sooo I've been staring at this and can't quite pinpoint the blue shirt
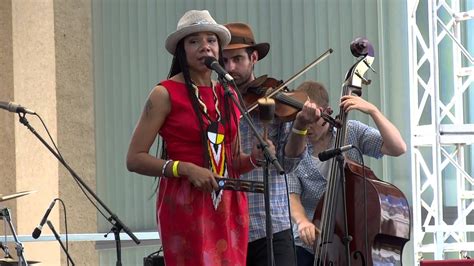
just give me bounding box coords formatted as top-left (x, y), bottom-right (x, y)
top-left (240, 113), bottom-right (303, 242)
top-left (288, 120), bottom-right (384, 252)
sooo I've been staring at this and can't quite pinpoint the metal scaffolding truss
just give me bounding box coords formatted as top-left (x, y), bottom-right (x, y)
top-left (408, 0), bottom-right (474, 262)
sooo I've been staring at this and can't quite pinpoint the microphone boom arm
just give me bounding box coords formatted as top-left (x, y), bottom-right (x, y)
top-left (17, 113), bottom-right (139, 266)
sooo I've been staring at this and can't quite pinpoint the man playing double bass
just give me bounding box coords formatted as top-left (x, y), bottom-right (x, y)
top-left (222, 23), bottom-right (321, 266)
top-left (287, 81), bottom-right (407, 266)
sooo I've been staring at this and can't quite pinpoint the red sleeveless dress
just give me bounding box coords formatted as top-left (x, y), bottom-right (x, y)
top-left (157, 80), bottom-right (248, 266)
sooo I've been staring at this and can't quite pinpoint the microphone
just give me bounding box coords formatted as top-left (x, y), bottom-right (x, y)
top-left (32, 198), bottom-right (57, 239)
top-left (0, 101), bottom-right (36, 115)
top-left (318, 145), bottom-right (354, 162)
top-left (203, 56), bottom-right (234, 82)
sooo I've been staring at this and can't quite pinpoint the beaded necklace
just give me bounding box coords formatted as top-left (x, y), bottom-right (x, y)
top-left (192, 82), bottom-right (226, 209)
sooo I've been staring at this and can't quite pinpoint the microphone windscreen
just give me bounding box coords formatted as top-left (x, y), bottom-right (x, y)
top-left (257, 98), bottom-right (275, 122)
top-left (203, 56), bottom-right (217, 68)
top-left (32, 227), bottom-right (41, 239)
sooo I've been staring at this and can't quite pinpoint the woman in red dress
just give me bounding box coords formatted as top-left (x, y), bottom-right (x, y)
top-left (126, 10), bottom-right (264, 266)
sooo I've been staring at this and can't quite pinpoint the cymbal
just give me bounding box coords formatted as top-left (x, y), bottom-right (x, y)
top-left (0, 191), bottom-right (36, 203)
top-left (0, 257), bottom-right (40, 265)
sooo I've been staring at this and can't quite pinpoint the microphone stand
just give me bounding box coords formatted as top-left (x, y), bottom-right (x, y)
top-left (0, 241), bottom-right (11, 259)
top-left (335, 153), bottom-right (352, 265)
top-left (46, 220), bottom-right (75, 266)
top-left (220, 77), bottom-right (284, 266)
top-left (17, 113), bottom-right (140, 266)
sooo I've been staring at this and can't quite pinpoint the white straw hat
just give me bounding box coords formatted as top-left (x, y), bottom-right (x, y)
top-left (165, 10), bottom-right (231, 55)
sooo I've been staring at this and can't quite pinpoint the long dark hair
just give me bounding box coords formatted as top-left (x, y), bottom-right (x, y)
top-left (167, 38), bottom-right (240, 178)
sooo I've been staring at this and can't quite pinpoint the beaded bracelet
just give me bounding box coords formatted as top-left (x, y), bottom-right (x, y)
top-left (172, 161), bottom-right (180, 177)
top-left (161, 160), bottom-right (172, 177)
top-left (291, 127), bottom-right (308, 136)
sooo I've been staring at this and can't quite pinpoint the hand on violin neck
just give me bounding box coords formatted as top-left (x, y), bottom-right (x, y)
top-left (293, 100), bottom-right (321, 129)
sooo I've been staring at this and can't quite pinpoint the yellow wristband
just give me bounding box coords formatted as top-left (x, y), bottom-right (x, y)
top-left (172, 161), bottom-right (180, 177)
top-left (291, 127), bottom-right (308, 136)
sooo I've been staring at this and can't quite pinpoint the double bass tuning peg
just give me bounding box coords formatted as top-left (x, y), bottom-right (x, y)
top-left (363, 59), bottom-right (377, 74)
top-left (354, 71), bottom-right (372, 86)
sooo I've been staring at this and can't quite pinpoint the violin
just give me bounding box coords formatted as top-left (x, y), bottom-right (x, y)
top-left (241, 75), bottom-right (341, 128)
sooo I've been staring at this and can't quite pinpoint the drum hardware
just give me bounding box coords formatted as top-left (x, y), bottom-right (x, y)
top-left (0, 191), bottom-right (36, 266)
top-left (0, 191), bottom-right (36, 203)
top-left (0, 208), bottom-right (29, 266)
top-left (0, 257), bottom-right (40, 265)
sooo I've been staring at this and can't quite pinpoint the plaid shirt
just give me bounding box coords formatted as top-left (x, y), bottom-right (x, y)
top-left (240, 113), bottom-right (304, 242)
top-left (288, 120), bottom-right (384, 252)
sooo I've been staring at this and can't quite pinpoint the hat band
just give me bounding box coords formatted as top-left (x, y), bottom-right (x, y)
top-left (191, 20), bottom-right (213, 26)
top-left (230, 36), bottom-right (256, 46)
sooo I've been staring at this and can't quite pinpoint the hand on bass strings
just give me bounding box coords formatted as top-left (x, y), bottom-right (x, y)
top-left (340, 95), bottom-right (377, 115)
top-left (293, 99), bottom-right (322, 129)
top-left (298, 219), bottom-right (321, 246)
top-left (340, 95), bottom-right (407, 156)
top-left (180, 162), bottom-right (220, 193)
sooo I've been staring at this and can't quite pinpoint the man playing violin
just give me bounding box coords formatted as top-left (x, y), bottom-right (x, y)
top-left (288, 81), bottom-right (407, 266)
top-left (222, 22), bottom-right (320, 266)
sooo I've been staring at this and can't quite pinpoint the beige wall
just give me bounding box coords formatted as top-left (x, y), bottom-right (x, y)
top-left (0, 0), bottom-right (97, 265)
top-left (0, 0), bottom-right (17, 238)
top-left (54, 0), bottom-right (97, 264)
top-left (0, 0), bottom-right (18, 242)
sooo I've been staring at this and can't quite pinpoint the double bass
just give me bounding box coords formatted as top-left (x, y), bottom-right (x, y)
top-left (313, 38), bottom-right (411, 265)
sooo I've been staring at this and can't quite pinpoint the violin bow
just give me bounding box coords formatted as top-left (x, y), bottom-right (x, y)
top-left (245, 48), bottom-right (334, 114)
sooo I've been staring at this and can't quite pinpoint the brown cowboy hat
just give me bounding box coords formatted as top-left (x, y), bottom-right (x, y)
top-left (223, 22), bottom-right (270, 61)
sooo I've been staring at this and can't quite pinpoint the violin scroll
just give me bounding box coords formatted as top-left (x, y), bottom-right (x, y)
top-left (322, 107), bottom-right (343, 129)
